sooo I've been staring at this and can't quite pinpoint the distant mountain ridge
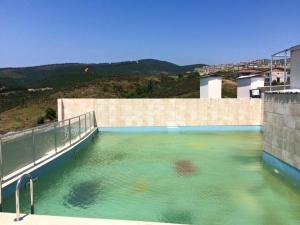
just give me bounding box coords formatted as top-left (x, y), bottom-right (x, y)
top-left (0, 59), bottom-right (206, 90)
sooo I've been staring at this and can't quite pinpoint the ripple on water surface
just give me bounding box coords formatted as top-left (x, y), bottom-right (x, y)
top-left (3, 132), bottom-right (300, 225)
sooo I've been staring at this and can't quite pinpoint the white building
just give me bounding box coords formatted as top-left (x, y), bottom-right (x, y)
top-left (200, 74), bottom-right (222, 98)
top-left (237, 74), bottom-right (264, 98)
top-left (264, 68), bottom-right (290, 84)
top-left (290, 45), bottom-right (300, 89)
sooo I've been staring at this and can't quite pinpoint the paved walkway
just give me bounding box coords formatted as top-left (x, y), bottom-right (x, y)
top-left (0, 213), bottom-right (185, 225)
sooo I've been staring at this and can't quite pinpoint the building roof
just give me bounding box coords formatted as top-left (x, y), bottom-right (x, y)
top-left (238, 69), bottom-right (257, 74)
top-left (237, 74), bottom-right (264, 79)
top-left (291, 44), bottom-right (300, 52)
top-left (200, 73), bottom-right (222, 79)
top-left (264, 68), bottom-right (285, 73)
top-left (272, 68), bottom-right (285, 72)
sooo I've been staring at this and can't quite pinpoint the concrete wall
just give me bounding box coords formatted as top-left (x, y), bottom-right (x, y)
top-left (58, 98), bottom-right (263, 127)
top-left (291, 47), bottom-right (300, 89)
top-left (264, 93), bottom-right (300, 170)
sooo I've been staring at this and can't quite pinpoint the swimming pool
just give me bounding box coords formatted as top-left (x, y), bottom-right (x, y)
top-left (3, 129), bottom-right (300, 225)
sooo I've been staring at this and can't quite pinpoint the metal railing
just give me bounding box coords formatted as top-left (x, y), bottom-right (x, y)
top-left (15, 173), bottom-right (34, 221)
top-left (260, 85), bottom-right (291, 93)
top-left (0, 178), bottom-right (2, 212)
top-left (0, 111), bottom-right (96, 182)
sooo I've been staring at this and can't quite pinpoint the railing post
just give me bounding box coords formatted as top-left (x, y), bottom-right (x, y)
top-left (91, 111), bottom-right (94, 128)
top-left (0, 138), bottom-right (3, 181)
top-left (89, 112), bottom-right (92, 131)
top-left (284, 50), bottom-right (287, 90)
top-left (30, 178), bottom-right (34, 214)
top-left (15, 187), bottom-right (20, 220)
top-left (0, 138), bottom-right (2, 212)
top-left (54, 124), bottom-right (57, 153)
top-left (32, 129), bottom-right (36, 165)
top-left (84, 113), bottom-right (87, 133)
top-left (68, 119), bottom-right (72, 145)
top-left (93, 111), bottom-right (95, 128)
top-left (0, 177), bottom-right (2, 212)
top-left (270, 56), bottom-right (273, 91)
top-left (78, 116), bottom-right (81, 139)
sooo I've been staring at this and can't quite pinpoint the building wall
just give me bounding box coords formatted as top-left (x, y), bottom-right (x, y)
top-left (208, 78), bottom-right (222, 99)
top-left (291, 47), bottom-right (300, 88)
top-left (264, 93), bottom-right (300, 170)
top-left (200, 78), bottom-right (209, 98)
top-left (58, 98), bottom-right (263, 127)
top-left (237, 78), bottom-right (251, 98)
top-left (272, 71), bottom-right (285, 83)
top-left (57, 98), bottom-right (95, 121)
top-left (250, 77), bottom-right (264, 89)
top-left (200, 77), bottom-right (222, 99)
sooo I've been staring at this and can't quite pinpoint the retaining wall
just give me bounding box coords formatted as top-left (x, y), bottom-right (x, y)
top-left (264, 93), bottom-right (300, 170)
top-left (58, 98), bottom-right (263, 127)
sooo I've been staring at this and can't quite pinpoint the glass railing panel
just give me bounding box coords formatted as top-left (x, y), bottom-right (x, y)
top-left (1, 130), bottom-right (34, 177)
top-left (34, 124), bottom-right (56, 161)
top-left (55, 121), bottom-right (71, 151)
top-left (70, 117), bottom-right (80, 143)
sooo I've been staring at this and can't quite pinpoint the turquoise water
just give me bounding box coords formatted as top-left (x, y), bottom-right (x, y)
top-left (4, 131), bottom-right (300, 225)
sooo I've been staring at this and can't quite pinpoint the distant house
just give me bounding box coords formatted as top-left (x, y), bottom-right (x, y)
top-left (200, 74), bottom-right (222, 99)
top-left (264, 67), bottom-right (290, 84)
top-left (237, 74), bottom-right (264, 98)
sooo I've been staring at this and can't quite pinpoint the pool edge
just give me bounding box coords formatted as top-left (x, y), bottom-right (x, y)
top-left (262, 151), bottom-right (300, 182)
top-left (98, 125), bottom-right (262, 133)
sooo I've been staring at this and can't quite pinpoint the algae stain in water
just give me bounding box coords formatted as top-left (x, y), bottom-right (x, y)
top-left (89, 152), bottom-right (127, 165)
top-left (63, 180), bottom-right (103, 209)
top-left (161, 209), bottom-right (193, 224)
top-left (133, 180), bottom-right (149, 193)
top-left (174, 160), bottom-right (197, 175)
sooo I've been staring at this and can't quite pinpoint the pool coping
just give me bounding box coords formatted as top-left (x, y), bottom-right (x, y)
top-left (98, 125), bottom-right (262, 133)
top-left (0, 212), bottom-right (186, 225)
top-left (262, 151), bottom-right (300, 182)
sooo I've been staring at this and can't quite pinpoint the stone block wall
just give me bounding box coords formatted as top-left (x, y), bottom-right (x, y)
top-left (264, 93), bottom-right (300, 169)
top-left (58, 98), bottom-right (263, 127)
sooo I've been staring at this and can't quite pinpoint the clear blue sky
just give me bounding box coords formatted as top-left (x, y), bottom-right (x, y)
top-left (1, 0), bottom-right (300, 67)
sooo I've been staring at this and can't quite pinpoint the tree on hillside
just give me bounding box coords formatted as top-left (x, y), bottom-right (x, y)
top-left (45, 108), bottom-right (56, 120)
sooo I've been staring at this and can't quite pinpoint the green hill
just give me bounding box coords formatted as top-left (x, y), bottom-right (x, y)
top-left (0, 59), bottom-right (206, 90)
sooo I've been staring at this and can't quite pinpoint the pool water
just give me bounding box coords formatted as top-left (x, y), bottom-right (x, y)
top-left (4, 131), bottom-right (300, 225)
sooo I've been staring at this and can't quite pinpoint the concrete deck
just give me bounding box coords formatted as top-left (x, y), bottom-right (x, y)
top-left (0, 213), bottom-right (185, 225)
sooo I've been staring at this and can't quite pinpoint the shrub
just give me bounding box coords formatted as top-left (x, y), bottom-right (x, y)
top-left (37, 116), bottom-right (45, 124)
top-left (45, 108), bottom-right (56, 120)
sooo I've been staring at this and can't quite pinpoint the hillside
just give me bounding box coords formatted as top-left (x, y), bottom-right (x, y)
top-left (0, 59), bottom-right (239, 134)
top-left (0, 59), bottom-right (206, 90)
top-left (0, 73), bottom-right (237, 134)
